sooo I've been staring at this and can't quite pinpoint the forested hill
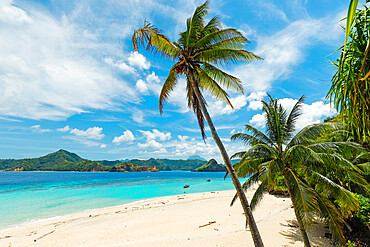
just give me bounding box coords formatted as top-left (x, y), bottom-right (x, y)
top-left (192, 159), bottom-right (227, 172)
top-left (0, 150), bottom-right (207, 171)
top-left (129, 158), bottom-right (206, 171)
top-left (0, 150), bottom-right (157, 172)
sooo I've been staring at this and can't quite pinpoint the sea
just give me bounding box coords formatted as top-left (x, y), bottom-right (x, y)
top-left (0, 171), bottom-right (241, 230)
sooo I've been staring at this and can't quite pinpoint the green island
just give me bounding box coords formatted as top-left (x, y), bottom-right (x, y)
top-left (192, 159), bottom-right (227, 172)
top-left (0, 149), bottom-right (218, 172)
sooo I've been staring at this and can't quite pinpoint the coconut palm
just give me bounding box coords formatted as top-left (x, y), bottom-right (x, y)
top-left (132, 2), bottom-right (264, 246)
top-left (230, 95), bottom-right (368, 247)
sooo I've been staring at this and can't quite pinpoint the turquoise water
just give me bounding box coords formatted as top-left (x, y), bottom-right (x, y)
top-left (0, 171), bottom-right (239, 229)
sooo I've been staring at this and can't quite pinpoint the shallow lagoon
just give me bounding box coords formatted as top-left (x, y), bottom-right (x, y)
top-left (0, 171), bottom-right (240, 229)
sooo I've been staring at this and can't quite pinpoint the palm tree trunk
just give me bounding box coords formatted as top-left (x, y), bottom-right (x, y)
top-left (189, 72), bottom-right (264, 247)
top-left (284, 176), bottom-right (311, 247)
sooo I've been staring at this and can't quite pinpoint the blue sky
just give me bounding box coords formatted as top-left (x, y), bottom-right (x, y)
top-left (0, 0), bottom-right (362, 161)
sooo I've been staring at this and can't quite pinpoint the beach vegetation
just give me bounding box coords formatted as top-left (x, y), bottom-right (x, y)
top-left (132, 1), bottom-right (265, 246)
top-left (230, 94), bottom-right (369, 247)
top-left (327, 5), bottom-right (370, 147)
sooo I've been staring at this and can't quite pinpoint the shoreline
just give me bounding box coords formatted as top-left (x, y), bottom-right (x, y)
top-left (0, 189), bottom-right (332, 247)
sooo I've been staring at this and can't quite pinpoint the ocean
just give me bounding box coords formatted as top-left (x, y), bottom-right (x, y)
top-left (0, 171), bottom-right (240, 230)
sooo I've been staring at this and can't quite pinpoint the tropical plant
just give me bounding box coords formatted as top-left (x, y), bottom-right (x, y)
top-left (230, 95), bottom-right (369, 247)
top-left (328, 4), bottom-right (370, 146)
top-left (132, 2), bottom-right (264, 246)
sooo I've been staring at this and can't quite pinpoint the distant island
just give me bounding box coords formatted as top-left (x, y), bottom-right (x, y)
top-left (0, 149), bottom-right (221, 172)
top-left (192, 159), bottom-right (227, 172)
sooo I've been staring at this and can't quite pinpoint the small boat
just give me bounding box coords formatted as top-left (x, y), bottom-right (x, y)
top-left (206, 179), bottom-right (211, 182)
top-left (183, 185), bottom-right (190, 188)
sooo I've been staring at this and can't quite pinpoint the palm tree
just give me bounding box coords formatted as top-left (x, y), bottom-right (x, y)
top-left (132, 2), bottom-right (264, 246)
top-left (230, 95), bottom-right (368, 247)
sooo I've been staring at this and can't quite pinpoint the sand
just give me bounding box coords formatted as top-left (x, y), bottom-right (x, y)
top-left (0, 190), bottom-right (332, 247)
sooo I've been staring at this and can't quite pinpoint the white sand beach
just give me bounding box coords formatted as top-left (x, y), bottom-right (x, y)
top-left (0, 190), bottom-right (332, 247)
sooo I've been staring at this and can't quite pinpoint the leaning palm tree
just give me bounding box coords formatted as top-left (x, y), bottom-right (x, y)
top-left (230, 95), bottom-right (368, 247)
top-left (132, 2), bottom-right (264, 246)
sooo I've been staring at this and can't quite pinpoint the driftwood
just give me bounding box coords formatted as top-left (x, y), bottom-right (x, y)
top-left (199, 221), bottom-right (216, 228)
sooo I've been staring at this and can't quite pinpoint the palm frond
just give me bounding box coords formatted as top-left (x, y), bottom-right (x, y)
top-left (284, 168), bottom-right (317, 226)
top-left (231, 132), bottom-right (268, 146)
top-left (285, 145), bottom-right (322, 169)
top-left (311, 172), bottom-right (359, 212)
top-left (159, 62), bottom-right (180, 114)
top-left (245, 124), bottom-right (275, 147)
top-left (250, 180), bottom-right (268, 210)
top-left (230, 151), bottom-right (246, 159)
top-left (133, 22), bottom-right (179, 59)
top-left (202, 62), bottom-right (244, 93)
top-left (186, 79), bottom-right (206, 140)
top-left (284, 96), bottom-right (305, 141)
top-left (194, 28), bottom-right (249, 50)
top-left (197, 49), bottom-right (261, 65)
top-left (315, 192), bottom-right (345, 244)
top-left (230, 171), bottom-right (266, 206)
top-left (179, 1), bottom-right (209, 48)
top-left (196, 68), bottom-right (232, 106)
top-left (201, 16), bottom-right (221, 36)
top-left (287, 122), bottom-right (340, 148)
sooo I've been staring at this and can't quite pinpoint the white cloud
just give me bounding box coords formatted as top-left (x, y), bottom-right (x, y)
top-left (146, 71), bottom-right (160, 84)
top-left (0, 0), bottom-right (32, 24)
top-left (140, 129), bottom-right (171, 141)
top-left (132, 109), bottom-right (145, 123)
top-left (0, 1), bottom-right (136, 120)
top-left (249, 113), bottom-right (266, 128)
top-left (57, 125), bottom-right (70, 132)
top-left (138, 139), bottom-right (162, 149)
top-left (230, 129), bottom-right (236, 134)
top-left (136, 79), bottom-right (148, 94)
top-left (100, 144), bottom-right (107, 148)
top-left (153, 148), bottom-right (168, 154)
top-left (31, 125), bottom-right (51, 133)
top-left (256, 2), bottom-right (288, 22)
top-left (104, 57), bottom-right (136, 74)
top-left (178, 135), bottom-right (188, 142)
top-left (136, 129), bottom-right (171, 150)
top-left (112, 130), bottom-right (135, 144)
top-left (70, 127), bottom-right (105, 140)
top-left (128, 52), bottom-right (150, 70)
top-left (232, 13), bottom-right (343, 93)
top-left (208, 95), bottom-right (248, 117)
top-left (249, 99), bottom-right (337, 130)
top-left (246, 92), bottom-right (266, 110)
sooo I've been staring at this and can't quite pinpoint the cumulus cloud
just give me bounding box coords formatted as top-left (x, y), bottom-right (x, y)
top-left (100, 144), bottom-right (107, 148)
top-left (153, 148), bottom-right (168, 154)
top-left (137, 129), bottom-right (171, 150)
top-left (140, 129), bottom-right (171, 141)
top-left (208, 95), bottom-right (248, 117)
top-left (178, 135), bottom-right (188, 142)
top-left (57, 125), bottom-right (70, 132)
top-left (138, 139), bottom-right (162, 149)
top-left (249, 98), bottom-right (336, 130)
top-left (246, 92), bottom-right (266, 110)
top-left (128, 52), bottom-right (150, 70)
top-left (70, 127), bottom-right (105, 140)
top-left (112, 130), bottom-right (135, 144)
top-left (136, 79), bottom-right (149, 94)
top-left (104, 57), bottom-right (136, 74)
top-left (31, 125), bottom-right (51, 133)
top-left (0, 0), bottom-right (136, 120)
